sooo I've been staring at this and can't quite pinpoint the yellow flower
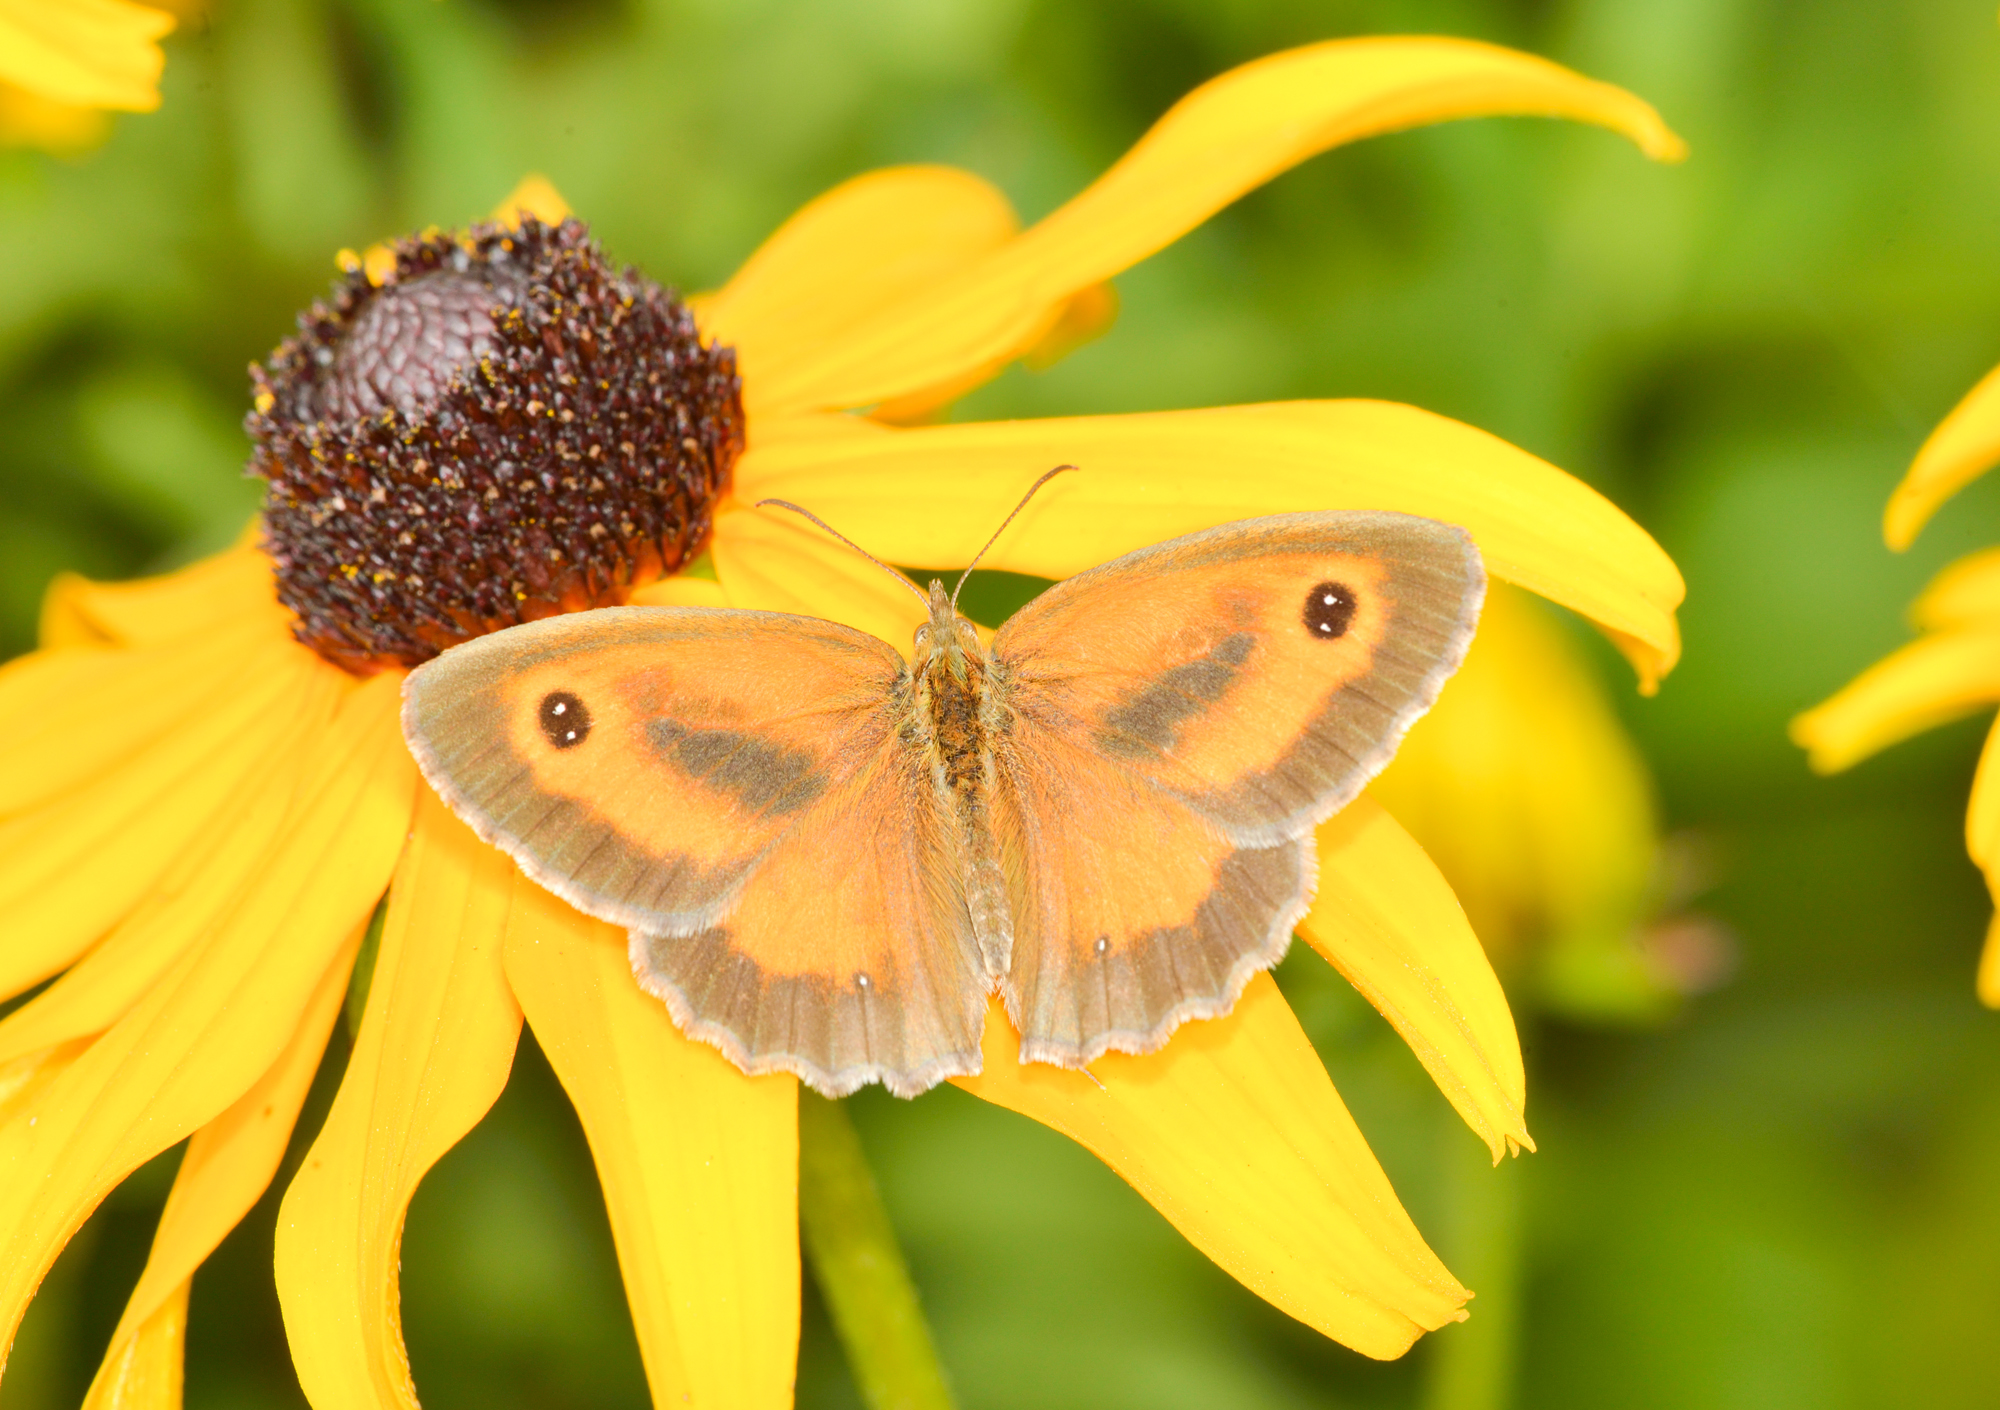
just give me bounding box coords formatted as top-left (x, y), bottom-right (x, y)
top-left (0, 0), bottom-right (175, 152)
top-left (1795, 359), bottom-right (2000, 1007)
top-left (1371, 583), bottom-right (1674, 1016)
top-left (0, 39), bottom-right (1686, 1406)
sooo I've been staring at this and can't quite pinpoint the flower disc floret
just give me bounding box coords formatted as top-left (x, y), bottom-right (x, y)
top-left (249, 216), bottom-right (744, 673)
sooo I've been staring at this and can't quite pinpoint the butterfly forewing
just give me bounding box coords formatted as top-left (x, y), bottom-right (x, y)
top-left (986, 511), bottom-right (1483, 1064)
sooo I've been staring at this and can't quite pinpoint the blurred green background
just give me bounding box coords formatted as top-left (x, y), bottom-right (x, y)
top-left (8, 0), bottom-right (2000, 1407)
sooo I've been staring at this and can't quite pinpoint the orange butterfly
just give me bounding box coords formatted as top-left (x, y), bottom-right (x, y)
top-left (402, 475), bottom-right (1484, 1096)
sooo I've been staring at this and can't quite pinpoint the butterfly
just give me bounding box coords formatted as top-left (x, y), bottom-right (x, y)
top-left (401, 473), bottom-right (1485, 1097)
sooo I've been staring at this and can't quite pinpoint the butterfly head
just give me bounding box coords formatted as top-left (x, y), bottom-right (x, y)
top-left (913, 578), bottom-right (985, 683)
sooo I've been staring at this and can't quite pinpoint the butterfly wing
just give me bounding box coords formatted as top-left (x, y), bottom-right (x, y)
top-left (986, 511), bottom-right (1484, 1065)
top-left (402, 606), bottom-right (987, 1096)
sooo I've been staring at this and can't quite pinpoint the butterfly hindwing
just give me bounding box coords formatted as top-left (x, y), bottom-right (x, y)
top-left (402, 606), bottom-right (987, 1094)
top-left (987, 511), bottom-right (1484, 1062)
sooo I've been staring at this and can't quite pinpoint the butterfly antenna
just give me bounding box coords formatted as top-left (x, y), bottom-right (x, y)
top-left (952, 464), bottom-right (1078, 608)
top-left (753, 498), bottom-right (930, 608)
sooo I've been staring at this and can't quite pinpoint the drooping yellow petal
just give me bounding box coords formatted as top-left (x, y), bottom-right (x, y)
top-left (1301, 796), bottom-right (1531, 1160)
top-left (748, 38), bottom-right (1682, 418)
top-left (1968, 721), bottom-right (2000, 879)
top-left (1979, 913), bottom-right (2000, 1010)
top-left (0, 640), bottom-right (338, 1004)
top-left (39, 543), bottom-right (282, 649)
top-left (1913, 547), bottom-right (2000, 631)
top-left (1885, 361), bottom-right (2000, 550)
top-left (0, 674), bottom-right (412, 1362)
top-left (1369, 584), bottom-right (1657, 971)
top-left (79, 1283), bottom-right (185, 1410)
top-left (737, 400), bottom-right (1683, 687)
top-left (697, 165), bottom-right (1020, 407)
top-left (0, 82), bottom-right (109, 153)
top-left (709, 504), bottom-right (929, 647)
top-left (955, 974), bottom-right (1467, 1359)
top-left (84, 930), bottom-right (357, 1409)
top-left (505, 877), bottom-right (799, 1410)
top-left (1792, 630), bottom-right (2000, 774)
top-left (275, 791), bottom-right (524, 1410)
top-left (491, 173), bottom-right (572, 227)
top-left (0, 0), bottom-right (174, 113)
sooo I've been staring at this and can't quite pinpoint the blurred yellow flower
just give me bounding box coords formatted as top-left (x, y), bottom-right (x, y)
top-left (0, 39), bottom-right (1685, 1408)
top-left (1796, 362), bottom-right (2000, 1007)
top-left (0, 0), bottom-right (174, 151)
top-left (1372, 583), bottom-right (1677, 1016)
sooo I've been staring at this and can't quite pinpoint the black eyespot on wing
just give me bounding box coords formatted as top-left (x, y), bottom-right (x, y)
top-left (1303, 581), bottom-right (1356, 640)
top-left (539, 690), bottom-right (592, 749)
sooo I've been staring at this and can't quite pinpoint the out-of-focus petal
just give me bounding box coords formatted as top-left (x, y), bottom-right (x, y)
top-left (491, 173), bottom-right (572, 227)
top-left (955, 974), bottom-right (1467, 1359)
top-left (1979, 914), bottom-right (2000, 1010)
top-left (1913, 547), bottom-right (2000, 631)
top-left (697, 166), bottom-right (1019, 412)
top-left (0, 640), bottom-right (338, 1003)
top-left (1301, 796), bottom-right (1531, 1160)
top-left (275, 791), bottom-right (524, 1410)
top-left (505, 877), bottom-right (798, 1409)
top-left (79, 1283), bottom-right (185, 1410)
top-left (710, 504), bottom-right (928, 646)
top-left (1791, 630), bottom-right (2000, 774)
top-left (738, 400), bottom-right (1683, 687)
top-left (749, 38), bottom-right (1682, 418)
top-left (0, 83), bottom-right (109, 153)
top-left (0, 675), bottom-right (412, 1359)
top-left (0, 0), bottom-right (174, 113)
top-left (1886, 361), bottom-right (2000, 550)
top-left (39, 543), bottom-right (282, 649)
top-left (84, 929), bottom-right (356, 1408)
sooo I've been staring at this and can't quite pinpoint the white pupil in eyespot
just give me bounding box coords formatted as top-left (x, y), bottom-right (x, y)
top-left (552, 700), bottom-right (567, 714)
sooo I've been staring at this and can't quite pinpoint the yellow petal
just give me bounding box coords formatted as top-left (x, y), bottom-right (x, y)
top-left (1368, 584), bottom-right (1656, 968)
top-left (1885, 360), bottom-right (2000, 550)
top-left (0, 641), bottom-right (341, 1005)
top-left (1913, 546), bottom-right (2000, 631)
top-left (1301, 796), bottom-right (1530, 1160)
top-left (0, 674), bottom-right (412, 1361)
top-left (954, 974), bottom-right (1466, 1359)
top-left (0, 81), bottom-right (110, 153)
top-left (79, 1283), bottom-right (186, 1410)
top-left (85, 931), bottom-right (356, 1408)
top-left (749, 37), bottom-right (1682, 418)
top-left (40, 543), bottom-right (285, 650)
top-left (505, 876), bottom-right (799, 1409)
top-left (1970, 718), bottom-right (2000, 871)
top-left (0, 616), bottom-right (308, 817)
top-left (491, 173), bottom-right (572, 227)
top-left (0, 0), bottom-right (174, 113)
top-left (275, 791), bottom-right (525, 1410)
top-left (698, 165), bottom-right (1020, 412)
top-left (737, 400), bottom-right (1683, 687)
top-left (625, 574), bottom-right (729, 609)
top-left (1979, 913), bottom-right (2000, 1009)
top-left (710, 504), bottom-right (929, 647)
top-left (0, 720), bottom-right (314, 1065)
top-left (1791, 630), bottom-right (2000, 773)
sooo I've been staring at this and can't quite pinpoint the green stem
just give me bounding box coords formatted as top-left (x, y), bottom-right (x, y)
top-left (797, 1091), bottom-right (957, 1410)
top-left (1419, 1115), bottom-right (1526, 1410)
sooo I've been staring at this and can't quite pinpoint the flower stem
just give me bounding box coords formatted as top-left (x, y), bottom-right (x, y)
top-left (797, 1090), bottom-right (957, 1410)
top-left (1419, 1118), bottom-right (1526, 1410)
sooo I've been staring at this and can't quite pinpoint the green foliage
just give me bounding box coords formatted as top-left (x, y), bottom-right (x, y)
top-left (8, 1), bottom-right (2000, 1407)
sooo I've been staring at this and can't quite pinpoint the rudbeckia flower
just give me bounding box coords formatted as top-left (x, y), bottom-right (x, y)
top-left (1795, 359), bottom-right (2000, 1007)
top-left (1373, 583), bottom-right (1694, 1019)
top-left (0, 38), bottom-right (1686, 1407)
top-left (0, 0), bottom-right (175, 152)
